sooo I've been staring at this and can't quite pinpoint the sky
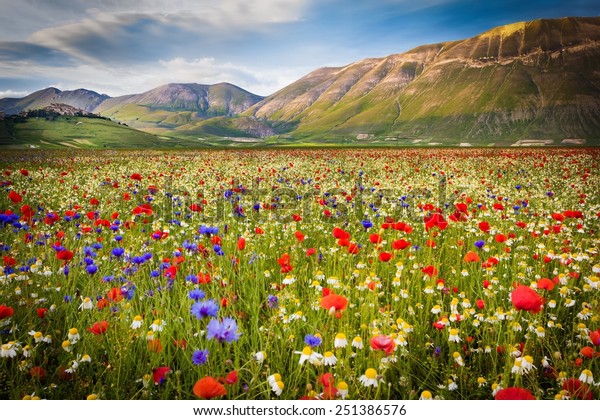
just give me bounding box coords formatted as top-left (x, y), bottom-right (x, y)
top-left (0, 0), bottom-right (598, 98)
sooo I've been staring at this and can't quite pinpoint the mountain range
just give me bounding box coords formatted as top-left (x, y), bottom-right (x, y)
top-left (2, 16), bottom-right (599, 145)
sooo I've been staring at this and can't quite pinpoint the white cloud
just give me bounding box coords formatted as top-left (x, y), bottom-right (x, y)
top-left (0, 90), bottom-right (31, 99)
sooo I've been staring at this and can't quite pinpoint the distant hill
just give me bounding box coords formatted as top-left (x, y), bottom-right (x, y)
top-left (246, 16), bottom-right (600, 144)
top-left (0, 88), bottom-right (108, 115)
top-left (93, 83), bottom-right (264, 133)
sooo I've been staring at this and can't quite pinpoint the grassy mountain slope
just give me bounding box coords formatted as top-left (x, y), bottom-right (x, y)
top-left (0, 115), bottom-right (203, 149)
top-left (247, 16), bottom-right (600, 143)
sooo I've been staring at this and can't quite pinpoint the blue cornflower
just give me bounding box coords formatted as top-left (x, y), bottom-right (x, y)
top-left (192, 349), bottom-right (209, 366)
top-left (474, 240), bottom-right (485, 249)
top-left (190, 299), bottom-right (219, 319)
top-left (86, 264), bottom-right (98, 275)
top-left (111, 247), bottom-right (125, 258)
top-left (267, 295), bottom-right (278, 309)
top-left (304, 334), bottom-right (322, 347)
top-left (206, 317), bottom-right (240, 343)
top-left (213, 245), bottom-right (224, 256)
top-left (188, 289), bottom-right (206, 301)
top-left (361, 219), bottom-right (373, 229)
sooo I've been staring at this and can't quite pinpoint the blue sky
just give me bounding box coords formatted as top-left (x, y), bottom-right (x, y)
top-left (0, 0), bottom-right (598, 98)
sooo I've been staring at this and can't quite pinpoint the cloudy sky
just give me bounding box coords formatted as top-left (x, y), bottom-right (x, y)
top-left (0, 0), bottom-right (598, 98)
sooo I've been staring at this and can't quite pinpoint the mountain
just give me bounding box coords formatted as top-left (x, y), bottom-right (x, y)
top-left (0, 88), bottom-right (108, 115)
top-left (247, 16), bottom-right (600, 144)
top-left (93, 83), bottom-right (264, 133)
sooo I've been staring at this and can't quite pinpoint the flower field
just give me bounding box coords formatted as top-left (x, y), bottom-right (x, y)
top-left (0, 148), bottom-right (599, 400)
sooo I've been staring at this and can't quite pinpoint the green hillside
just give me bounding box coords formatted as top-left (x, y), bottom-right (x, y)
top-left (0, 115), bottom-right (206, 149)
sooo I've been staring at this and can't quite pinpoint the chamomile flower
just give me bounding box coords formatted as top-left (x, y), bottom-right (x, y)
top-left (453, 351), bottom-right (464, 366)
top-left (61, 340), bottom-right (73, 353)
top-left (336, 381), bottom-right (349, 399)
top-left (271, 380), bottom-right (284, 396)
top-left (511, 356), bottom-right (535, 375)
top-left (322, 351), bottom-right (337, 366)
top-left (351, 336), bottom-right (364, 349)
top-left (0, 341), bottom-right (19, 358)
top-left (79, 297), bottom-right (94, 310)
top-left (358, 368), bottom-right (380, 387)
top-left (68, 328), bottom-right (80, 343)
top-left (448, 328), bottom-right (461, 343)
top-left (420, 390), bottom-right (433, 400)
top-left (253, 351), bottom-right (266, 363)
top-left (296, 346), bottom-right (322, 365)
top-left (150, 319), bottom-right (166, 332)
top-left (579, 369), bottom-right (594, 384)
top-left (130, 315), bottom-right (143, 329)
top-left (29, 331), bottom-right (43, 343)
top-left (334, 333), bottom-right (348, 348)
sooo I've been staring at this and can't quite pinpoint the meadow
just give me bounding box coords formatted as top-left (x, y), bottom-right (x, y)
top-left (0, 148), bottom-right (598, 400)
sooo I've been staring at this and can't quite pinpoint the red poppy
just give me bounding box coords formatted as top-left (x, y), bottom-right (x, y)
top-left (56, 249), bottom-right (73, 261)
top-left (580, 346), bottom-right (596, 359)
top-left (89, 197), bottom-right (99, 206)
top-left (370, 335), bottom-right (396, 355)
top-left (392, 239), bottom-right (411, 250)
top-left (536, 278), bottom-right (555, 291)
top-left (320, 293), bottom-right (348, 317)
top-left (87, 320), bottom-right (109, 335)
top-left (96, 298), bottom-right (109, 310)
top-left (562, 378), bottom-right (592, 400)
top-left (591, 329), bottom-right (600, 346)
top-left (478, 221), bottom-right (490, 233)
top-left (20, 169), bottom-right (29, 176)
top-left (130, 173), bottom-right (142, 181)
top-left (153, 366), bottom-right (171, 385)
top-left (332, 227), bottom-right (350, 240)
top-left (306, 247), bottom-right (316, 256)
top-left (423, 212), bottom-right (448, 231)
top-left (225, 370), bottom-right (238, 385)
top-left (189, 203), bottom-right (202, 212)
top-left (193, 376), bottom-right (227, 399)
top-left (196, 272), bottom-right (211, 284)
top-left (0, 305), bottom-right (14, 319)
top-left (237, 237), bottom-right (246, 250)
top-left (292, 214), bottom-right (302, 222)
top-left (294, 231), bottom-right (305, 242)
top-left (107, 287), bottom-right (124, 302)
top-left (369, 234), bottom-right (382, 244)
top-left (277, 253), bottom-right (293, 273)
top-left (8, 190), bottom-right (22, 203)
top-left (495, 233), bottom-right (507, 243)
top-left (3, 256), bottom-right (16, 267)
top-left (463, 251), bottom-right (480, 263)
top-left (378, 251), bottom-right (392, 262)
top-left (476, 298), bottom-right (485, 309)
top-left (36, 308), bottom-right (48, 319)
top-left (421, 265), bottom-right (438, 277)
top-left (511, 285), bottom-right (543, 313)
top-left (30, 366), bottom-right (46, 380)
top-left (494, 387), bottom-right (535, 400)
